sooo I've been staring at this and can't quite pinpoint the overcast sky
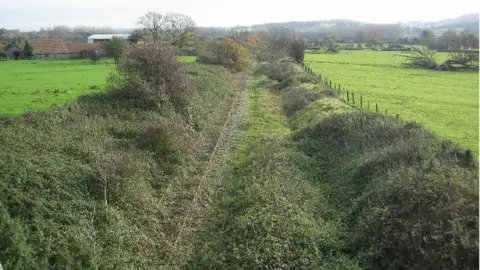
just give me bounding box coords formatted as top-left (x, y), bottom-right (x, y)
top-left (0, 0), bottom-right (478, 31)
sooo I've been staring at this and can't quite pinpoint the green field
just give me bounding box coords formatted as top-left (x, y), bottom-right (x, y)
top-left (0, 56), bottom-right (196, 115)
top-left (305, 50), bottom-right (479, 153)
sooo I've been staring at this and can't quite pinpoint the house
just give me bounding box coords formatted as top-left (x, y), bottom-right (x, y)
top-left (67, 43), bottom-right (101, 58)
top-left (28, 38), bottom-right (69, 59)
top-left (87, 34), bottom-right (137, 44)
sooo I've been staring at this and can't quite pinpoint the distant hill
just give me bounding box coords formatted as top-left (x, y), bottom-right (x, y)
top-left (250, 19), bottom-right (361, 31)
top-left (119, 14), bottom-right (477, 39)
top-left (404, 13), bottom-right (479, 31)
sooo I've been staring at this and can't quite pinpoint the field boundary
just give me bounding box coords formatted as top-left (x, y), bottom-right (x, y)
top-left (300, 61), bottom-right (401, 120)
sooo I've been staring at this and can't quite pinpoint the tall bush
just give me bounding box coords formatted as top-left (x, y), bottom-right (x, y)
top-left (197, 38), bottom-right (251, 72)
top-left (116, 43), bottom-right (197, 117)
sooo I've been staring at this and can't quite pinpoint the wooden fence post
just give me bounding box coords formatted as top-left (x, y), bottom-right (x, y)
top-left (385, 109), bottom-right (388, 116)
top-left (376, 103), bottom-right (379, 113)
top-left (329, 80), bottom-right (332, 89)
top-left (347, 91), bottom-right (350, 102)
top-left (396, 114), bottom-right (399, 122)
top-left (360, 95), bottom-right (363, 109)
top-left (352, 92), bottom-right (355, 106)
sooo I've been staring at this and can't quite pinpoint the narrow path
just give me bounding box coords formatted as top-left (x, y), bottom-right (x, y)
top-left (171, 72), bottom-right (250, 267)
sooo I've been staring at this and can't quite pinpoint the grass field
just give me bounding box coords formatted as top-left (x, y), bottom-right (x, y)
top-left (305, 50), bottom-right (479, 153)
top-left (0, 56), bottom-right (196, 115)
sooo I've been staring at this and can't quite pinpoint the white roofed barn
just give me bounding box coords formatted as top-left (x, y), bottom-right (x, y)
top-left (87, 34), bottom-right (138, 44)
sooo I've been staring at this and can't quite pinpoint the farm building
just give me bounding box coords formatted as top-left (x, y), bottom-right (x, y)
top-left (67, 43), bottom-right (101, 58)
top-left (87, 34), bottom-right (137, 44)
top-left (29, 38), bottom-right (70, 59)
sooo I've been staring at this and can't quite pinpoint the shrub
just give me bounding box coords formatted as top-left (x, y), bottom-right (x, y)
top-left (293, 111), bottom-right (478, 270)
top-left (277, 72), bottom-right (320, 90)
top-left (279, 86), bottom-right (323, 117)
top-left (197, 38), bottom-right (251, 72)
top-left (350, 167), bottom-right (478, 269)
top-left (256, 59), bottom-right (298, 82)
top-left (116, 43), bottom-right (197, 117)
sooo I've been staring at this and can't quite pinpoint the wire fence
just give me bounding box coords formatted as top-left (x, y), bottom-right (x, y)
top-left (300, 61), bottom-right (400, 121)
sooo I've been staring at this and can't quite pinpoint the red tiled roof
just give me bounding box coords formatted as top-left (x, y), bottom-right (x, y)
top-left (67, 43), bottom-right (101, 53)
top-left (28, 38), bottom-right (69, 54)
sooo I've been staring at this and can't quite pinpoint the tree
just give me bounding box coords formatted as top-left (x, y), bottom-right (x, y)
top-left (164, 13), bottom-right (196, 49)
top-left (23, 40), bottom-right (34, 59)
top-left (460, 32), bottom-right (479, 49)
top-left (229, 26), bottom-right (250, 43)
top-left (289, 38), bottom-right (305, 63)
top-left (90, 49), bottom-right (100, 64)
top-left (450, 50), bottom-right (479, 69)
top-left (439, 30), bottom-right (459, 50)
top-left (398, 46), bottom-right (441, 70)
top-left (0, 28), bottom-right (6, 41)
top-left (325, 35), bottom-right (339, 52)
top-left (6, 37), bottom-right (25, 60)
top-left (102, 37), bottom-right (126, 64)
top-left (129, 29), bottom-right (145, 41)
top-left (419, 29), bottom-right (437, 47)
top-left (138, 11), bottom-right (166, 43)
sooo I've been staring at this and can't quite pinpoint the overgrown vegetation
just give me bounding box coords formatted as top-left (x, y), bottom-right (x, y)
top-left (0, 44), bottom-right (241, 268)
top-left (189, 41), bottom-right (478, 269)
top-left (1, 25), bottom-right (478, 269)
top-left (197, 37), bottom-right (251, 72)
top-left (294, 112), bottom-right (478, 269)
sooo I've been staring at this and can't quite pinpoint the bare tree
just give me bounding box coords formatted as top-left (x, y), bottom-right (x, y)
top-left (164, 12), bottom-right (196, 49)
top-left (138, 11), bottom-right (166, 43)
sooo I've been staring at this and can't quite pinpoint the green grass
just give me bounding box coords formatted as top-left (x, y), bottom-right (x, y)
top-left (305, 50), bottom-right (479, 153)
top-left (0, 59), bottom-right (115, 115)
top-left (179, 56), bottom-right (197, 63)
top-left (0, 56), bottom-right (196, 115)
